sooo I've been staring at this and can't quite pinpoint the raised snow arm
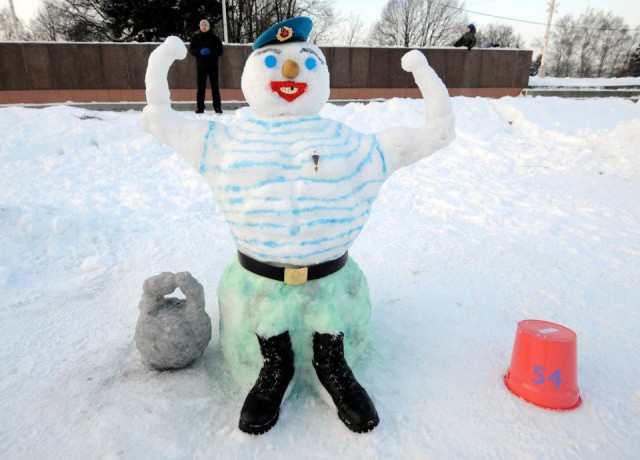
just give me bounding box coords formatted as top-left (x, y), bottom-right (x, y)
top-left (377, 50), bottom-right (455, 175)
top-left (141, 36), bottom-right (209, 171)
top-left (145, 36), bottom-right (187, 105)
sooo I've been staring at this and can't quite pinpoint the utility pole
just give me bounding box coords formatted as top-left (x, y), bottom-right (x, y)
top-left (7, 0), bottom-right (22, 41)
top-left (221, 0), bottom-right (229, 43)
top-left (538, 0), bottom-right (556, 77)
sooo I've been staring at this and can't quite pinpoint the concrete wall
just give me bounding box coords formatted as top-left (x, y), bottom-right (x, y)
top-left (0, 42), bottom-right (532, 104)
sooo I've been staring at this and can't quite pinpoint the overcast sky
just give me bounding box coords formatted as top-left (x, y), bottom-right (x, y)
top-left (10, 0), bottom-right (640, 48)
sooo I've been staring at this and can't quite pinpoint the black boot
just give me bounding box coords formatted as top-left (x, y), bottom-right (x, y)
top-left (239, 331), bottom-right (294, 435)
top-left (312, 332), bottom-right (379, 433)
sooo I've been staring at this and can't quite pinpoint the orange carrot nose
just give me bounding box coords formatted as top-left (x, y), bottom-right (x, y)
top-left (282, 60), bottom-right (300, 79)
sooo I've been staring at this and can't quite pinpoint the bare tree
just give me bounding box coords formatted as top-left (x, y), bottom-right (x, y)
top-left (628, 41), bottom-right (640, 76)
top-left (592, 11), bottom-right (630, 77)
top-left (339, 13), bottom-right (368, 46)
top-left (307, 1), bottom-right (341, 44)
top-left (475, 23), bottom-right (524, 48)
top-left (543, 8), bottom-right (637, 77)
top-left (220, 0), bottom-right (339, 44)
top-left (370, 0), bottom-right (426, 47)
top-left (45, 0), bottom-right (112, 41)
top-left (416, 0), bottom-right (467, 46)
top-left (0, 7), bottom-right (32, 40)
top-left (25, 0), bottom-right (340, 43)
top-left (29, 0), bottom-right (71, 41)
top-left (573, 9), bottom-right (600, 76)
top-left (225, 1), bottom-right (274, 43)
top-left (546, 15), bottom-right (577, 77)
top-left (273, 0), bottom-right (298, 22)
top-left (370, 0), bottom-right (467, 47)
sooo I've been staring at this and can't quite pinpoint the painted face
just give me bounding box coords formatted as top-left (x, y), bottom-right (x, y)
top-left (241, 42), bottom-right (330, 118)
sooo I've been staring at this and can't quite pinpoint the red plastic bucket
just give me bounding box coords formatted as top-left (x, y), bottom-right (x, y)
top-left (504, 319), bottom-right (581, 410)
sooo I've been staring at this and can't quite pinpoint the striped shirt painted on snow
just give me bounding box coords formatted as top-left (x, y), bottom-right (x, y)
top-left (199, 116), bottom-right (388, 266)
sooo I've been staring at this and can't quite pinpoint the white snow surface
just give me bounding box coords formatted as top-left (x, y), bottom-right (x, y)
top-left (1, 96), bottom-right (640, 459)
top-left (530, 76), bottom-right (640, 87)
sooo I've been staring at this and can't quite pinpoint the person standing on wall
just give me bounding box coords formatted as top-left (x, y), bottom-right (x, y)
top-left (454, 24), bottom-right (477, 50)
top-left (189, 19), bottom-right (224, 114)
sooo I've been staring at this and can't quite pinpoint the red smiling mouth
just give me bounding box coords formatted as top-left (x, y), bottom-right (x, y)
top-left (270, 81), bottom-right (308, 102)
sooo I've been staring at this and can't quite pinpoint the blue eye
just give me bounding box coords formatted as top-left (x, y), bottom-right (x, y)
top-left (305, 57), bottom-right (317, 70)
top-left (264, 55), bottom-right (277, 68)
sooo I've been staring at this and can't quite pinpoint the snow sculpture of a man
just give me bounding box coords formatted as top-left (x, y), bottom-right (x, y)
top-left (142, 17), bottom-right (454, 435)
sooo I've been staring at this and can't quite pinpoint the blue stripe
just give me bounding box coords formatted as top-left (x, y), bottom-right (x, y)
top-left (296, 180), bottom-right (383, 201)
top-left (212, 160), bottom-right (301, 173)
top-left (373, 136), bottom-right (387, 175)
top-left (225, 199), bottom-right (374, 217)
top-left (199, 122), bottom-right (216, 173)
top-left (299, 225), bottom-right (364, 246)
top-left (302, 209), bottom-right (370, 228)
top-left (205, 124), bottom-right (359, 159)
top-left (218, 180), bottom-right (383, 206)
top-left (233, 225), bottom-right (364, 250)
top-left (222, 176), bottom-right (287, 192)
top-left (237, 119), bottom-right (338, 137)
top-left (298, 147), bottom-right (374, 183)
top-left (225, 208), bottom-right (370, 231)
top-left (226, 220), bottom-right (288, 230)
top-left (246, 116), bottom-right (322, 128)
top-left (207, 134), bottom-right (366, 161)
top-left (216, 144), bottom-right (377, 192)
top-left (230, 119), bottom-right (344, 138)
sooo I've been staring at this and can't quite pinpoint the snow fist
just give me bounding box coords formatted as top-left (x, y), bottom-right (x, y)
top-left (135, 272), bottom-right (211, 370)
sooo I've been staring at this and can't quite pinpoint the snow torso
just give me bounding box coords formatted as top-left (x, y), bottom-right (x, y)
top-left (199, 116), bottom-right (388, 266)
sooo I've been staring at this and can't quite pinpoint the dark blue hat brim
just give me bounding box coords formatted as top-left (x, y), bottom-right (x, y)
top-left (252, 17), bottom-right (313, 51)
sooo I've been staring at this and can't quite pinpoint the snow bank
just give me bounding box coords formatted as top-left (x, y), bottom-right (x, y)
top-left (1, 97), bottom-right (639, 458)
top-left (530, 76), bottom-right (640, 87)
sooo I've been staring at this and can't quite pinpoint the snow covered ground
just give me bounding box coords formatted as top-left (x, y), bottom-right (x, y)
top-left (1, 96), bottom-right (639, 459)
top-left (530, 76), bottom-right (640, 87)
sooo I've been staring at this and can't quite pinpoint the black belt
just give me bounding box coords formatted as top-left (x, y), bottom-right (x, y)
top-left (237, 251), bottom-right (348, 285)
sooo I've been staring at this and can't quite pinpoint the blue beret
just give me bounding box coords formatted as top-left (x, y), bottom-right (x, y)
top-left (252, 17), bottom-right (313, 51)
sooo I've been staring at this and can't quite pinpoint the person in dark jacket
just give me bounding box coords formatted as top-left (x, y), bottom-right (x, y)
top-left (454, 24), bottom-right (477, 50)
top-left (189, 19), bottom-right (224, 114)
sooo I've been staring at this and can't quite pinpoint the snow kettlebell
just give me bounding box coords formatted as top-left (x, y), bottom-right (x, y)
top-left (135, 271), bottom-right (212, 370)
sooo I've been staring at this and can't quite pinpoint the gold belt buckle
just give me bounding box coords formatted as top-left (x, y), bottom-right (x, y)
top-left (284, 266), bottom-right (309, 285)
